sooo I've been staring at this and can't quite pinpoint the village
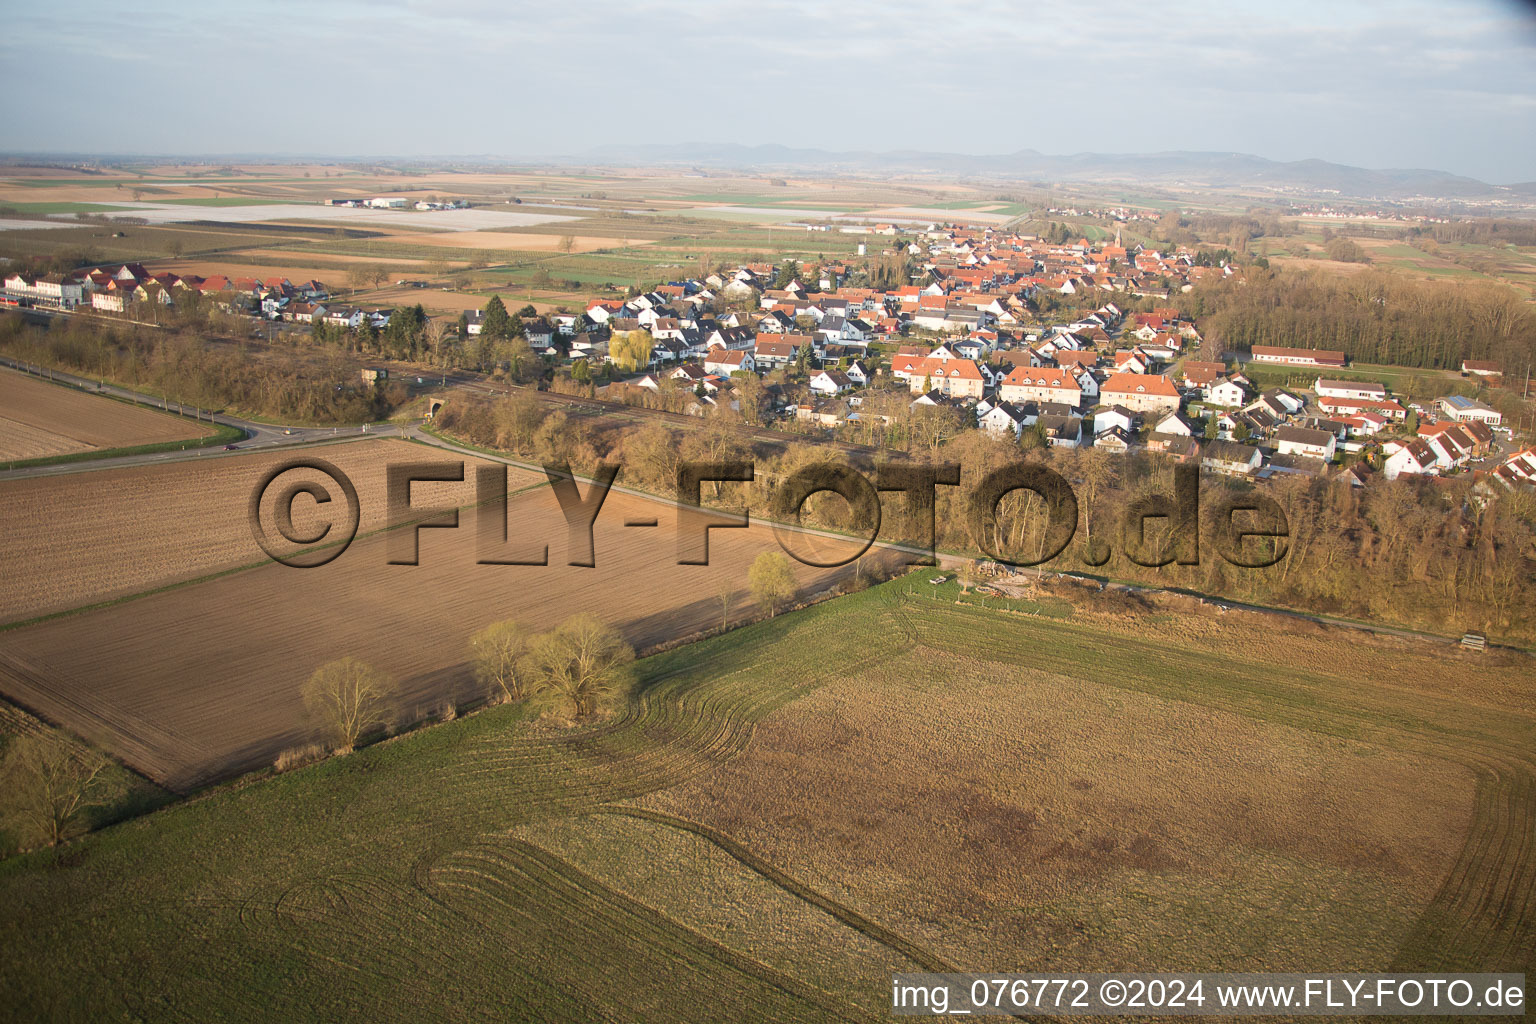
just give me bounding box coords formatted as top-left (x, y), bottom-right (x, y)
top-left (2, 223), bottom-right (1530, 492)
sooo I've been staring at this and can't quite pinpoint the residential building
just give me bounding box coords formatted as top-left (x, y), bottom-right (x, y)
top-left (1274, 426), bottom-right (1337, 461)
top-left (1099, 372), bottom-right (1181, 417)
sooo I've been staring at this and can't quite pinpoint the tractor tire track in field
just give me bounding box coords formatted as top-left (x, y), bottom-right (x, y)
top-left (427, 838), bottom-right (875, 1023)
top-left (596, 806), bottom-right (957, 974)
top-left (894, 590), bottom-right (1536, 973)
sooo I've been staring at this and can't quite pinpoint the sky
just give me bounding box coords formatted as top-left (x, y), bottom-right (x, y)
top-left (1, 0), bottom-right (1534, 183)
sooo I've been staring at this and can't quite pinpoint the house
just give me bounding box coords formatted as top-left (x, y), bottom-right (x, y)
top-left (1094, 427), bottom-right (1134, 453)
top-left (1249, 345), bottom-right (1346, 368)
top-left (1202, 440), bottom-right (1263, 476)
top-left (1093, 405), bottom-right (1136, 436)
top-left (1435, 395), bottom-right (1502, 426)
top-left (703, 347), bottom-right (754, 375)
top-left (1274, 425), bottom-right (1337, 462)
top-left (1462, 360), bottom-right (1501, 378)
top-left (1037, 414), bottom-right (1083, 448)
top-left (907, 357), bottom-right (986, 399)
top-left (1180, 360), bottom-right (1227, 388)
top-left (1152, 411), bottom-right (1195, 437)
top-left (1099, 373), bottom-right (1181, 417)
top-left (809, 370), bottom-right (853, 396)
top-left (1384, 439), bottom-right (1440, 480)
top-left (845, 360), bottom-right (871, 386)
top-left (979, 401), bottom-right (1032, 438)
top-left (999, 365), bottom-right (1083, 408)
top-left (1146, 434), bottom-right (1200, 462)
top-left (1343, 412), bottom-right (1390, 436)
top-left (1316, 395), bottom-right (1407, 421)
top-left (1205, 377), bottom-right (1248, 408)
top-left (794, 400), bottom-right (846, 427)
top-left (1261, 388), bottom-right (1306, 415)
top-left (754, 336), bottom-right (797, 370)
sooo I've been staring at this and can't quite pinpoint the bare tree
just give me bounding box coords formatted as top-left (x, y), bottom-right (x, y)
top-left (717, 581), bottom-right (735, 631)
top-left (1, 732), bottom-right (113, 848)
top-left (423, 316), bottom-right (450, 363)
top-left (470, 620), bottom-right (535, 703)
top-left (529, 614), bottom-right (635, 719)
top-left (302, 657), bottom-right (398, 752)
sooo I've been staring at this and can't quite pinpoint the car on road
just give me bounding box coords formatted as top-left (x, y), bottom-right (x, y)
top-left (283, 429), bottom-right (295, 435)
top-left (224, 444), bottom-right (239, 450)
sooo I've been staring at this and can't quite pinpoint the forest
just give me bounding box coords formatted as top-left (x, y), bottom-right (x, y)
top-left (1181, 267), bottom-right (1536, 370)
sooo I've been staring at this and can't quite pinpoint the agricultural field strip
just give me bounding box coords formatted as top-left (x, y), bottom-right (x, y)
top-left (897, 597), bottom-right (1536, 970)
top-left (244, 591), bottom-right (1536, 993)
top-left (0, 368), bottom-right (212, 458)
top-left (0, 437), bottom-right (532, 627)
top-left (0, 585), bottom-right (1529, 1019)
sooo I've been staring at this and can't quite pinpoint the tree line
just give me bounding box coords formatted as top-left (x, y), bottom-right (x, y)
top-left (0, 313), bottom-right (404, 424)
top-left (435, 391), bottom-right (1536, 645)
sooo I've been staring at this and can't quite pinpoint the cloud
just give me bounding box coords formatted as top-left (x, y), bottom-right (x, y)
top-left (0, 0), bottom-right (1530, 181)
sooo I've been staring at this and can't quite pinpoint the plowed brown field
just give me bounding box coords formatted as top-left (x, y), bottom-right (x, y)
top-left (0, 465), bottom-right (877, 790)
top-left (0, 438), bottom-right (535, 623)
top-left (0, 369), bottom-right (213, 461)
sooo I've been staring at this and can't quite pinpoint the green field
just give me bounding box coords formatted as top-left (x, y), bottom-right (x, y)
top-left (0, 202), bottom-right (139, 215)
top-left (1, 575), bottom-right (1530, 1020)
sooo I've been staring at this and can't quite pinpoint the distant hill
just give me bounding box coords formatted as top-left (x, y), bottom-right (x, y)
top-left (576, 143), bottom-right (1511, 201)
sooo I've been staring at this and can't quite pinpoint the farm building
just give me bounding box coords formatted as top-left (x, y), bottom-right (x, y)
top-left (1249, 346), bottom-right (1346, 368)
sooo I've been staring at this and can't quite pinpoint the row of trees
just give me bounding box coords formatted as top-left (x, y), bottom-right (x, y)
top-left (302, 613), bottom-right (641, 754)
top-left (0, 313), bottom-right (404, 423)
top-left (437, 390), bottom-right (1536, 643)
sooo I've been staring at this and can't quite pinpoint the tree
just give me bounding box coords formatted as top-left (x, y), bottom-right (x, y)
top-left (470, 620), bottom-right (535, 704)
top-left (481, 295), bottom-right (511, 341)
top-left (558, 235), bottom-right (577, 253)
top-left (369, 264), bottom-right (391, 288)
top-left (529, 614), bottom-right (635, 719)
top-left (610, 329), bottom-right (655, 372)
top-left (0, 732), bottom-right (112, 848)
top-left (302, 657), bottom-right (397, 752)
top-left (749, 550), bottom-right (796, 615)
top-left (717, 581), bottom-right (735, 631)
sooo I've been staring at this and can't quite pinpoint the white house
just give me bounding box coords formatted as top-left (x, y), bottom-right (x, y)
top-left (1093, 406), bottom-right (1136, 436)
top-left (1153, 412), bottom-right (1195, 437)
top-left (703, 347), bottom-right (754, 375)
top-left (979, 401), bottom-right (1031, 438)
top-left (1205, 377), bottom-right (1248, 408)
top-left (809, 370), bottom-right (853, 396)
top-left (1384, 439), bottom-right (1440, 480)
top-left (1274, 426), bottom-right (1337, 461)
